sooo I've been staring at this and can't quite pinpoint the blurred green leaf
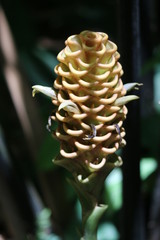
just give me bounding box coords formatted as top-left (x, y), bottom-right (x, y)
top-left (140, 157), bottom-right (158, 181)
top-left (20, 51), bottom-right (51, 86)
top-left (141, 46), bottom-right (160, 75)
top-left (36, 208), bottom-right (61, 240)
top-left (75, 199), bottom-right (82, 221)
top-left (141, 113), bottom-right (160, 158)
top-left (154, 65), bottom-right (160, 112)
top-left (104, 169), bottom-right (122, 211)
top-left (36, 134), bottom-right (60, 171)
top-left (34, 48), bottom-right (58, 71)
top-left (98, 222), bottom-right (119, 240)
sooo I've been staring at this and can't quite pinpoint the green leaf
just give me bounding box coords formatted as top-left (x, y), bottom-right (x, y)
top-left (58, 100), bottom-right (81, 114)
top-left (36, 208), bottom-right (61, 240)
top-left (32, 85), bottom-right (57, 99)
top-left (123, 82), bottom-right (143, 92)
top-left (98, 222), bottom-right (120, 240)
top-left (36, 135), bottom-right (60, 171)
top-left (114, 95), bottom-right (139, 106)
top-left (140, 157), bottom-right (158, 180)
top-left (105, 168), bottom-right (122, 211)
top-left (20, 52), bottom-right (52, 86)
top-left (33, 48), bottom-right (58, 71)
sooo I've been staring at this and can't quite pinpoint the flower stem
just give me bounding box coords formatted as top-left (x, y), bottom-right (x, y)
top-left (81, 204), bottom-right (107, 240)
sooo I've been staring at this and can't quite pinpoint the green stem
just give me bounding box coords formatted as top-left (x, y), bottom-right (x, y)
top-left (81, 204), bottom-right (108, 240)
top-left (54, 154), bottom-right (119, 239)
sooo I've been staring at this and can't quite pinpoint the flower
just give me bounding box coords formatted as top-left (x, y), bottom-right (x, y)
top-left (32, 30), bottom-right (141, 171)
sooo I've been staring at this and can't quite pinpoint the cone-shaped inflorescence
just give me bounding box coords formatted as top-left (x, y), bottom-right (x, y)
top-left (33, 30), bottom-right (141, 172)
top-left (51, 30), bottom-right (139, 168)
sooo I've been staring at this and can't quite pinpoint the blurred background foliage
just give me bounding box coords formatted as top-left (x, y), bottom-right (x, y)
top-left (0, 0), bottom-right (160, 239)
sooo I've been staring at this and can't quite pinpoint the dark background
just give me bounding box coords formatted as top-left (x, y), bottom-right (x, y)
top-left (0, 0), bottom-right (160, 239)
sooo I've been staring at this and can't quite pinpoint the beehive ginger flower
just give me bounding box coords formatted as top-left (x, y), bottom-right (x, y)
top-left (32, 30), bottom-right (141, 171)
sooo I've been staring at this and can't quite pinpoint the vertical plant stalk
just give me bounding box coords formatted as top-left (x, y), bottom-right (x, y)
top-left (118, 0), bottom-right (144, 238)
top-left (32, 30), bottom-right (141, 239)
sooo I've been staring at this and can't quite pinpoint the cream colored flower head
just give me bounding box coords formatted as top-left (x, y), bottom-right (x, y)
top-left (32, 30), bottom-right (141, 170)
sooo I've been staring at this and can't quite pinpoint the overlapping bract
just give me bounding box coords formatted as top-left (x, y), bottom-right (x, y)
top-left (52, 30), bottom-right (128, 168)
